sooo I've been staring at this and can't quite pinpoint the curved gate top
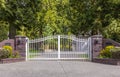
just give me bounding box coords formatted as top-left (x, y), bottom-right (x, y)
top-left (26, 35), bottom-right (92, 61)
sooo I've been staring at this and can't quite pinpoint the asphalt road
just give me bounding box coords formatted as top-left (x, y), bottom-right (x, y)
top-left (0, 61), bottom-right (120, 77)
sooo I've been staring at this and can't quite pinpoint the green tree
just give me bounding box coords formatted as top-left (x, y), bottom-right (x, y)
top-left (36, 0), bottom-right (71, 36)
top-left (69, 0), bottom-right (120, 37)
top-left (0, 21), bottom-right (9, 41)
top-left (0, 0), bottom-right (120, 41)
top-left (104, 19), bottom-right (120, 42)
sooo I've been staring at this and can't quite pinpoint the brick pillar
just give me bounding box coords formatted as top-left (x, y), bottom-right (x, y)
top-left (15, 36), bottom-right (27, 57)
top-left (91, 35), bottom-right (103, 59)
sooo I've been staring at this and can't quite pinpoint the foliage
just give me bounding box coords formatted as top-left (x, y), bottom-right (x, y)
top-left (12, 51), bottom-right (20, 58)
top-left (3, 46), bottom-right (12, 52)
top-left (0, 0), bottom-right (120, 41)
top-left (0, 21), bottom-right (9, 42)
top-left (99, 46), bottom-right (120, 59)
top-left (0, 48), bottom-right (10, 59)
top-left (2, 46), bottom-right (20, 58)
top-left (3, 45), bottom-right (13, 57)
top-left (103, 19), bottom-right (120, 42)
top-left (99, 46), bottom-right (115, 58)
top-left (29, 49), bottom-right (40, 53)
top-left (110, 47), bottom-right (120, 59)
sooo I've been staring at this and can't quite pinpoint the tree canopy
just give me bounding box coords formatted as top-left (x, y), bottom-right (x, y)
top-left (0, 0), bottom-right (120, 41)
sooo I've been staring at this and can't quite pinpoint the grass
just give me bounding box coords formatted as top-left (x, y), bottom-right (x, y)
top-left (28, 52), bottom-right (89, 59)
top-left (29, 49), bottom-right (44, 53)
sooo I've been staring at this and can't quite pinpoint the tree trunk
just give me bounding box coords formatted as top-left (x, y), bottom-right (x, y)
top-left (39, 26), bottom-right (43, 37)
top-left (9, 24), bottom-right (16, 39)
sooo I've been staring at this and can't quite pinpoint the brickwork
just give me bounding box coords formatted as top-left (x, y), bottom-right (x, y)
top-left (15, 36), bottom-right (27, 57)
top-left (103, 39), bottom-right (120, 48)
top-left (91, 35), bottom-right (103, 59)
top-left (0, 39), bottom-right (14, 49)
top-left (93, 58), bottom-right (120, 65)
top-left (0, 58), bottom-right (25, 64)
top-left (0, 36), bottom-right (27, 57)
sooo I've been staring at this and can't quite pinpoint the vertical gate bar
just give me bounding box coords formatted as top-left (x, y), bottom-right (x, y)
top-left (32, 40), bottom-right (33, 59)
top-left (50, 37), bottom-right (51, 58)
top-left (50, 36), bottom-right (52, 58)
top-left (72, 35), bottom-right (73, 58)
top-left (61, 37), bottom-right (63, 52)
top-left (88, 38), bottom-right (90, 60)
top-left (33, 39), bottom-right (37, 58)
top-left (72, 36), bottom-right (73, 58)
top-left (63, 37), bottom-right (64, 51)
top-left (25, 37), bottom-right (29, 61)
top-left (35, 39), bottom-right (37, 59)
top-left (33, 39), bottom-right (34, 59)
top-left (36, 39), bottom-right (37, 58)
top-left (87, 37), bottom-right (90, 60)
top-left (79, 36), bottom-right (79, 58)
top-left (69, 36), bottom-right (70, 52)
top-left (78, 36), bottom-right (79, 58)
top-left (44, 35), bottom-right (45, 57)
top-left (34, 39), bottom-right (35, 59)
top-left (31, 42), bottom-right (33, 59)
top-left (51, 36), bottom-right (52, 58)
top-left (87, 38), bottom-right (88, 59)
top-left (85, 38), bottom-right (87, 59)
top-left (58, 35), bottom-right (60, 59)
top-left (34, 39), bottom-right (37, 58)
top-left (80, 37), bottom-right (81, 58)
top-left (83, 38), bottom-right (84, 59)
top-left (89, 37), bottom-right (92, 61)
top-left (69, 36), bottom-right (70, 58)
top-left (53, 36), bottom-right (54, 52)
top-left (43, 36), bottom-right (44, 56)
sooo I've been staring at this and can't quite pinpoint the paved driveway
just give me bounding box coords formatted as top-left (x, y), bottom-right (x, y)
top-left (0, 61), bottom-right (120, 77)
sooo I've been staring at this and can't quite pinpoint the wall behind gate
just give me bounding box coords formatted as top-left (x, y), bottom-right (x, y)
top-left (0, 39), bottom-right (14, 49)
top-left (0, 36), bottom-right (27, 57)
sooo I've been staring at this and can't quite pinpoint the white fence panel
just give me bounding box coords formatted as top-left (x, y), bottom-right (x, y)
top-left (26, 35), bottom-right (92, 61)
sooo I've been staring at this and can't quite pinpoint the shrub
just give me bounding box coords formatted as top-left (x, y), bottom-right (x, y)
top-left (3, 46), bottom-right (13, 52)
top-left (12, 51), bottom-right (20, 58)
top-left (111, 47), bottom-right (120, 59)
top-left (0, 46), bottom-right (21, 60)
top-left (0, 49), bottom-right (10, 60)
top-left (99, 46), bottom-right (115, 58)
top-left (3, 46), bottom-right (13, 57)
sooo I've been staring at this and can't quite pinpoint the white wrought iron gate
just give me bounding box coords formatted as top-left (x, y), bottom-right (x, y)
top-left (26, 35), bottom-right (92, 61)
